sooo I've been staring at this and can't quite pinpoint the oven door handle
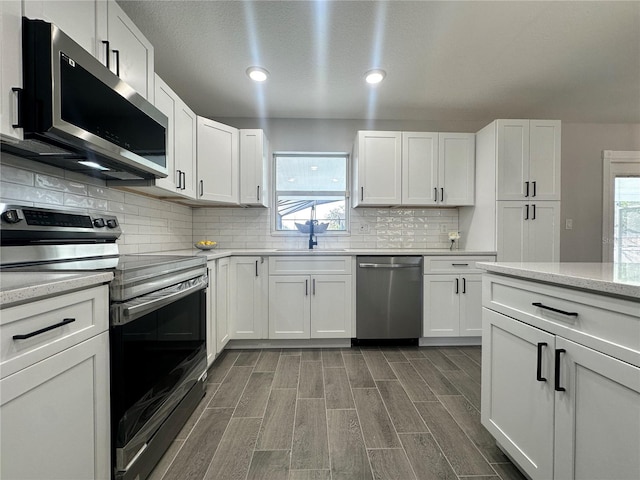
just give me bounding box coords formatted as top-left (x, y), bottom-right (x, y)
top-left (112, 275), bottom-right (207, 325)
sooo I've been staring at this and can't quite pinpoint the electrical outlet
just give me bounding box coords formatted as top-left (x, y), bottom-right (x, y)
top-left (565, 218), bottom-right (573, 230)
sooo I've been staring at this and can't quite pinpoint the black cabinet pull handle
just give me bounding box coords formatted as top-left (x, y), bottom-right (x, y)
top-left (13, 318), bottom-right (75, 340)
top-left (532, 181), bottom-right (537, 197)
top-left (255, 260), bottom-right (259, 277)
top-left (434, 187), bottom-right (438, 202)
top-left (532, 204), bottom-right (536, 220)
top-left (462, 277), bottom-right (466, 294)
top-left (176, 170), bottom-right (182, 189)
top-left (102, 40), bottom-right (110, 68)
top-left (257, 185), bottom-right (260, 201)
top-left (555, 348), bottom-right (566, 392)
top-left (183, 171), bottom-right (187, 190)
top-left (11, 87), bottom-right (23, 128)
top-left (455, 278), bottom-right (459, 294)
top-left (113, 49), bottom-right (120, 76)
top-left (525, 204), bottom-right (529, 220)
top-left (440, 188), bottom-right (444, 202)
top-left (451, 263), bottom-right (469, 266)
top-left (313, 278), bottom-right (316, 295)
top-left (200, 180), bottom-right (204, 196)
top-left (532, 302), bottom-right (578, 317)
top-left (536, 342), bottom-right (548, 382)
top-left (305, 279), bottom-right (308, 296)
top-left (361, 186), bottom-right (364, 201)
top-left (525, 181), bottom-right (529, 197)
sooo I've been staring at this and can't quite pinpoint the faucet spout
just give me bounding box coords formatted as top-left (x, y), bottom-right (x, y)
top-left (308, 203), bottom-right (318, 250)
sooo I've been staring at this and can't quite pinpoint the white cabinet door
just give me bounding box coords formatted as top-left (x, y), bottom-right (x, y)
top-left (23, 0), bottom-right (99, 57)
top-left (0, 332), bottom-right (110, 480)
top-left (268, 275), bottom-right (310, 339)
top-left (497, 201), bottom-right (527, 262)
top-left (423, 274), bottom-right (460, 336)
top-left (439, 133), bottom-right (475, 206)
top-left (230, 257), bottom-right (267, 339)
top-left (206, 261), bottom-right (217, 367)
top-left (153, 75), bottom-right (177, 191)
top-left (528, 201), bottom-right (560, 262)
top-left (174, 99), bottom-right (197, 198)
top-left (402, 132), bottom-right (438, 205)
top-left (0, 0), bottom-right (22, 141)
top-left (216, 258), bottom-right (230, 353)
top-left (554, 337), bottom-right (640, 480)
top-left (197, 117), bottom-right (239, 204)
top-left (459, 274), bottom-right (482, 336)
top-left (529, 120), bottom-right (561, 201)
top-left (104, 0), bottom-right (154, 101)
top-left (481, 309), bottom-right (555, 480)
top-left (239, 129), bottom-right (269, 206)
top-left (310, 275), bottom-right (352, 338)
top-left (353, 131), bottom-right (402, 206)
top-left (497, 119), bottom-right (529, 200)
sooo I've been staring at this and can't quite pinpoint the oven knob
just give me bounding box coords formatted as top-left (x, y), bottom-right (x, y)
top-left (93, 218), bottom-right (106, 228)
top-left (1, 209), bottom-right (22, 224)
top-left (106, 219), bottom-right (118, 229)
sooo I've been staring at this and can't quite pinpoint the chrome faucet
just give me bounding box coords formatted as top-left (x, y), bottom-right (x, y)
top-left (308, 204), bottom-right (318, 250)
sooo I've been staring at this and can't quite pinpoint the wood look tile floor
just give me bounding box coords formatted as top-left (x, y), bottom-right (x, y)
top-left (148, 346), bottom-right (527, 480)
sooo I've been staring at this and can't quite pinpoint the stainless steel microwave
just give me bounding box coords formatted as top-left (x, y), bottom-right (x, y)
top-left (2, 18), bottom-right (168, 182)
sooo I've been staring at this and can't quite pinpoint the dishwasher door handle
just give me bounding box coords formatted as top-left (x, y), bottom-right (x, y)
top-left (358, 263), bottom-right (420, 269)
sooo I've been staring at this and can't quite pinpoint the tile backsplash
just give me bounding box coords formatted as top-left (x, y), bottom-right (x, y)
top-left (1, 154), bottom-right (459, 251)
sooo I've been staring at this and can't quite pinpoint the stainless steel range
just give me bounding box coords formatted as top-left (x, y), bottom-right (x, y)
top-left (0, 204), bottom-right (207, 480)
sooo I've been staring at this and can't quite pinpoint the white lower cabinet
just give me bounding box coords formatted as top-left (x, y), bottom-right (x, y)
top-left (230, 256), bottom-right (267, 339)
top-left (268, 256), bottom-right (353, 340)
top-left (482, 273), bottom-right (640, 480)
top-left (206, 260), bottom-right (217, 366)
top-left (423, 274), bottom-right (482, 336)
top-left (216, 257), bottom-right (230, 353)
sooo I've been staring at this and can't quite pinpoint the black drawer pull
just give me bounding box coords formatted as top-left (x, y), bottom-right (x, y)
top-left (555, 348), bottom-right (566, 392)
top-left (13, 318), bottom-right (76, 340)
top-left (536, 342), bottom-right (547, 382)
top-left (532, 302), bottom-right (578, 317)
top-left (451, 263), bottom-right (469, 267)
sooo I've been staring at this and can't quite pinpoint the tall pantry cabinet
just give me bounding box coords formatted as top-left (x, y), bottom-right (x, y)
top-left (459, 119), bottom-right (561, 262)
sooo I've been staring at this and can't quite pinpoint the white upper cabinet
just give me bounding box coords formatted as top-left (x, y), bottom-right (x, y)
top-left (0, 0), bottom-right (22, 141)
top-left (196, 117), bottom-right (239, 204)
top-left (100, 0), bottom-right (154, 101)
top-left (153, 75), bottom-right (177, 192)
top-left (352, 131), bottom-right (402, 206)
top-left (355, 131), bottom-right (474, 207)
top-left (239, 129), bottom-right (269, 207)
top-left (497, 119), bottom-right (561, 201)
top-left (23, 0), bottom-right (100, 57)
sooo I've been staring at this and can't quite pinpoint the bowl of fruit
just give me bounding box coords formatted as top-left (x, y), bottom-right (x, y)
top-left (195, 240), bottom-right (218, 250)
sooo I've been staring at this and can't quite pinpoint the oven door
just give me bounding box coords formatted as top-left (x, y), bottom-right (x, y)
top-left (110, 274), bottom-right (207, 474)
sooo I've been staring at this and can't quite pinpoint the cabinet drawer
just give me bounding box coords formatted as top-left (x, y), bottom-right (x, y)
top-left (424, 255), bottom-right (495, 274)
top-left (269, 256), bottom-right (352, 275)
top-left (483, 274), bottom-right (640, 367)
top-left (0, 286), bottom-right (109, 379)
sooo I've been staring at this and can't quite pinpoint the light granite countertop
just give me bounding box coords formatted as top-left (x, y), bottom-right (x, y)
top-left (478, 262), bottom-right (640, 300)
top-left (0, 271), bottom-right (114, 307)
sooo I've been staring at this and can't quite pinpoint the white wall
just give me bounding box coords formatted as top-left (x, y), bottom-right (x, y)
top-left (561, 123), bottom-right (640, 261)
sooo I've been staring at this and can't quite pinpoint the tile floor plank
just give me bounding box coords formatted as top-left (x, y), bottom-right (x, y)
top-left (399, 432), bottom-right (457, 480)
top-left (272, 355), bottom-right (301, 389)
top-left (327, 409), bottom-right (373, 480)
top-left (301, 349), bottom-right (322, 361)
top-left (281, 348), bottom-right (302, 356)
top-left (207, 351), bottom-right (241, 383)
top-left (322, 349), bottom-right (345, 368)
top-left (448, 354), bottom-right (482, 382)
top-left (367, 448), bottom-right (417, 480)
top-left (398, 347), bottom-right (425, 359)
top-left (163, 408), bottom-right (233, 480)
top-left (441, 370), bottom-right (482, 410)
top-left (389, 362), bottom-right (437, 402)
top-left (439, 395), bottom-right (508, 463)
top-left (409, 358), bottom-right (460, 395)
top-left (234, 350), bottom-right (261, 367)
top-left (254, 350), bottom-right (281, 372)
top-left (209, 366), bottom-right (254, 408)
top-left (414, 401), bottom-right (495, 476)
top-left (245, 450), bottom-right (290, 480)
top-left (362, 350), bottom-right (397, 380)
top-left (421, 349), bottom-right (462, 372)
top-left (458, 346), bottom-right (482, 365)
top-left (379, 348), bottom-right (408, 363)
top-left (376, 380), bottom-right (428, 433)
top-left (352, 388), bottom-right (400, 448)
top-left (203, 417), bottom-right (261, 480)
top-left (491, 462), bottom-right (528, 480)
top-left (289, 470), bottom-right (331, 480)
top-left (343, 354), bottom-right (376, 388)
top-left (256, 389), bottom-right (297, 450)
top-left (298, 361), bottom-right (324, 399)
top-left (234, 372), bottom-right (275, 418)
top-left (291, 399), bottom-right (330, 469)
top-left (324, 367), bottom-right (355, 409)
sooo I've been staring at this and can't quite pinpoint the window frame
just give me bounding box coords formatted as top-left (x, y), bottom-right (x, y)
top-left (271, 151), bottom-right (351, 236)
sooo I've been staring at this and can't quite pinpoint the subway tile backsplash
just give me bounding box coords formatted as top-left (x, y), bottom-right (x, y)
top-left (2, 154), bottom-right (459, 251)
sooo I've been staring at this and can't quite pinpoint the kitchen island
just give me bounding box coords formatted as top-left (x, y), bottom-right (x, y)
top-left (479, 262), bottom-right (639, 480)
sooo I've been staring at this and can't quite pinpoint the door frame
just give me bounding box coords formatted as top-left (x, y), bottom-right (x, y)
top-left (602, 150), bottom-right (640, 262)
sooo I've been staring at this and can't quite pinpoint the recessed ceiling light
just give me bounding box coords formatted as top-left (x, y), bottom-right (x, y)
top-left (365, 69), bottom-right (386, 85)
top-left (310, 165), bottom-right (318, 171)
top-left (287, 177), bottom-right (295, 182)
top-left (246, 66), bottom-right (269, 82)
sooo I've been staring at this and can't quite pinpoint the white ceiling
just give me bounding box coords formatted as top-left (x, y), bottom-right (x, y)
top-left (117, 1), bottom-right (640, 124)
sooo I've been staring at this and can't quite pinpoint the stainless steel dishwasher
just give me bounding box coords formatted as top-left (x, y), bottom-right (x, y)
top-left (356, 256), bottom-right (423, 344)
